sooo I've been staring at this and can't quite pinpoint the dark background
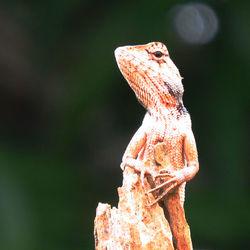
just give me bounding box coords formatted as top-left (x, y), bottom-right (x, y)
top-left (0, 0), bottom-right (249, 249)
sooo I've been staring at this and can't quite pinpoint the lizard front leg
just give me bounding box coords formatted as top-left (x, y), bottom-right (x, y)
top-left (121, 123), bottom-right (148, 173)
top-left (121, 113), bottom-right (154, 174)
top-left (121, 124), bottom-right (152, 192)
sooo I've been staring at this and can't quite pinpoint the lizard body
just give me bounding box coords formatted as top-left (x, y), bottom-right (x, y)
top-left (115, 42), bottom-right (199, 249)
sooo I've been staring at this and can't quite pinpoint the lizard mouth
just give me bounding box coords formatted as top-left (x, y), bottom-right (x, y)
top-left (115, 46), bottom-right (149, 78)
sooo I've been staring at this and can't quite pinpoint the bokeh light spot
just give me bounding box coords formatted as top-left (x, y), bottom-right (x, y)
top-left (173, 3), bottom-right (219, 45)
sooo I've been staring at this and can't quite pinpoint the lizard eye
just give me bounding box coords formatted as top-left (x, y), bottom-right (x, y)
top-left (153, 51), bottom-right (164, 58)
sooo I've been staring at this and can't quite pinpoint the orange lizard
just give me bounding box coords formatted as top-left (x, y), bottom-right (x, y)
top-left (115, 42), bottom-right (199, 249)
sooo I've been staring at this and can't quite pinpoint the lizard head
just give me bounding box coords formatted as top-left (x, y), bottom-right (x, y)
top-left (115, 42), bottom-right (184, 112)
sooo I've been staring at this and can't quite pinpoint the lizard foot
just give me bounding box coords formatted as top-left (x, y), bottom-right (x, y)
top-left (147, 170), bottom-right (185, 206)
top-left (121, 158), bottom-right (151, 194)
top-left (120, 158), bottom-right (150, 174)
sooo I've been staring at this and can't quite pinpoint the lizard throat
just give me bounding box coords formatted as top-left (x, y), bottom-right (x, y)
top-left (132, 73), bottom-right (184, 113)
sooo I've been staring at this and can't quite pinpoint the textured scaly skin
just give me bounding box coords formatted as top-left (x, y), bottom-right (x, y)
top-left (115, 42), bottom-right (199, 250)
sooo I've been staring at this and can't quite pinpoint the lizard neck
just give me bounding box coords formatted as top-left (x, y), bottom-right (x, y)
top-left (148, 100), bottom-right (187, 120)
top-left (136, 76), bottom-right (185, 117)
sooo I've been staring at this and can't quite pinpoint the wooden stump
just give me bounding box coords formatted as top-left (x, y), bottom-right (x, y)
top-left (94, 166), bottom-right (174, 249)
top-left (94, 143), bottom-right (193, 249)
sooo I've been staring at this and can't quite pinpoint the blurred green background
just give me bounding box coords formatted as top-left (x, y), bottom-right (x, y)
top-left (0, 0), bottom-right (249, 249)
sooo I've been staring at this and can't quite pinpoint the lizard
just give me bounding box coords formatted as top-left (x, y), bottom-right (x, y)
top-left (115, 42), bottom-right (199, 250)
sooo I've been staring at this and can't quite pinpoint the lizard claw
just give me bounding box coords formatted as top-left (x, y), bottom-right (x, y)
top-left (154, 172), bottom-right (175, 179)
top-left (121, 158), bottom-right (150, 175)
top-left (154, 169), bottom-right (173, 178)
top-left (147, 177), bottom-right (175, 194)
top-left (120, 158), bottom-right (140, 172)
top-left (147, 182), bottom-right (177, 206)
top-left (120, 162), bottom-right (125, 171)
top-left (147, 170), bottom-right (185, 204)
top-left (159, 169), bottom-right (171, 174)
top-left (121, 158), bottom-right (149, 197)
